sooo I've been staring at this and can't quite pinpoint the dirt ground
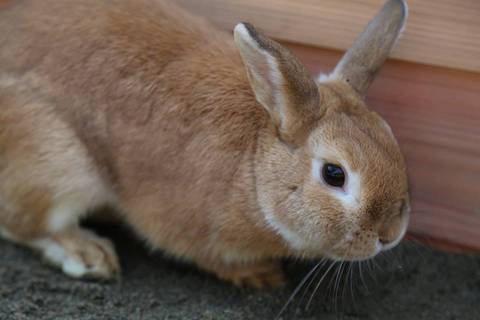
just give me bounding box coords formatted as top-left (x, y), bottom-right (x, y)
top-left (1, 222), bottom-right (479, 320)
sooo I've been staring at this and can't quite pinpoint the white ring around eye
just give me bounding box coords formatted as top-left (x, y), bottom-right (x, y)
top-left (311, 158), bottom-right (361, 211)
top-left (312, 159), bottom-right (348, 192)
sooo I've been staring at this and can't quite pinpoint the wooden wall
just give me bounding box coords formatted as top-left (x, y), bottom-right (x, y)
top-left (176, 0), bottom-right (480, 250)
top-left (176, 0), bottom-right (480, 73)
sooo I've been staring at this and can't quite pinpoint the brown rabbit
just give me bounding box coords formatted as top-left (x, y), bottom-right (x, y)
top-left (0, 0), bottom-right (409, 287)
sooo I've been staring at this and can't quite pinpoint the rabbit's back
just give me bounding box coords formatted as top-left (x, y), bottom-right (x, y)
top-left (0, 0), bottom-right (261, 184)
top-left (0, 0), bottom-right (211, 75)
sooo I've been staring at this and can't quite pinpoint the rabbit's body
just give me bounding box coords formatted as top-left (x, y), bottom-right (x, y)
top-left (0, 0), bottom-right (410, 285)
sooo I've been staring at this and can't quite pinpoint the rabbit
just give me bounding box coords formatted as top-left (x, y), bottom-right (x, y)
top-left (0, 0), bottom-right (409, 287)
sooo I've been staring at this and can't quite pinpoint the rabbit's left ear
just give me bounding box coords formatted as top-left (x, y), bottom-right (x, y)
top-left (332, 0), bottom-right (408, 96)
top-left (234, 22), bottom-right (320, 145)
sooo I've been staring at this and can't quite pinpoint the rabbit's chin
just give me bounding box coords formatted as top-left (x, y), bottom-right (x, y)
top-left (323, 243), bottom-right (383, 262)
top-left (287, 233), bottom-right (389, 262)
top-left (291, 245), bottom-right (379, 262)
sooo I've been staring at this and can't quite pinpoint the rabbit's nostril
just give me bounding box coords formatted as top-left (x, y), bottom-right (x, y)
top-left (379, 235), bottom-right (393, 245)
top-left (378, 223), bottom-right (397, 245)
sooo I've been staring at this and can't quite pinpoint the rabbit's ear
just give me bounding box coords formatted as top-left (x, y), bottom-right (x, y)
top-left (332, 0), bottom-right (407, 96)
top-left (234, 23), bottom-right (319, 145)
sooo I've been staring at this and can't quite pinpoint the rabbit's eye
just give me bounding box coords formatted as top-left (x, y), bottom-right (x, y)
top-left (322, 163), bottom-right (345, 188)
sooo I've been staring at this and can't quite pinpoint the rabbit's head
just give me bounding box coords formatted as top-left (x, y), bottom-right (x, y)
top-left (234, 0), bottom-right (409, 261)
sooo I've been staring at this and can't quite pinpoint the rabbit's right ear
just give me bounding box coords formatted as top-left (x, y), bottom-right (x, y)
top-left (332, 0), bottom-right (407, 96)
top-left (234, 23), bottom-right (320, 146)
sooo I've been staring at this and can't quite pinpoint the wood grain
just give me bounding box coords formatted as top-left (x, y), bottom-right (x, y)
top-left (283, 42), bottom-right (480, 250)
top-left (176, 0), bottom-right (480, 73)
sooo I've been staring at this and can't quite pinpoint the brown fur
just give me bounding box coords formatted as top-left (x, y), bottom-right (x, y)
top-left (0, 0), bottom-right (409, 285)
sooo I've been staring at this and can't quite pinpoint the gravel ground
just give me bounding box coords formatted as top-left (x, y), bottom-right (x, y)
top-left (1, 222), bottom-right (479, 320)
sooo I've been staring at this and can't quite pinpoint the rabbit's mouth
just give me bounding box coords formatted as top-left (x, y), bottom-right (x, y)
top-left (324, 218), bottom-right (408, 262)
top-left (323, 199), bottom-right (410, 262)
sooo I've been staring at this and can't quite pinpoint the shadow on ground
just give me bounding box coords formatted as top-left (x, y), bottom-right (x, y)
top-left (1, 222), bottom-right (479, 320)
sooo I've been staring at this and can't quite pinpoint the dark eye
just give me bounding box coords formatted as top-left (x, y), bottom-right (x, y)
top-left (322, 163), bottom-right (345, 188)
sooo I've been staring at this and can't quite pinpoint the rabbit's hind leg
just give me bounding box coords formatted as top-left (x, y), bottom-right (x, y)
top-left (0, 79), bottom-right (119, 279)
top-left (0, 187), bottom-right (119, 280)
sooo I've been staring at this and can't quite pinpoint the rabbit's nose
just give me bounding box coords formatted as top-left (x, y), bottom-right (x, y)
top-left (378, 223), bottom-right (398, 245)
top-left (378, 200), bottom-right (409, 245)
top-left (379, 209), bottom-right (404, 244)
top-left (378, 210), bottom-right (409, 250)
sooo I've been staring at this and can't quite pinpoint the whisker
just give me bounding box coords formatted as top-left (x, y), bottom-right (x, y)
top-left (297, 258), bottom-right (330, 308)
top-left (358, 261), bottom-right (369, 293)
top-left (325, 261), bottom-right (340, 307)
top-left (340, 262), bottom-right (352, 308)
top-left (275, 260), bottom-right (323, 319)
top-left (348, 262), bottom-right (357, 310)
top-left (371, 256), bottom-right (381, 271)
top-left (306, 260), bottom-right (337, 310)
top-left (333, 261), bottom-right (345, 313)
top-left (366, 259), bottom-right (377, 284)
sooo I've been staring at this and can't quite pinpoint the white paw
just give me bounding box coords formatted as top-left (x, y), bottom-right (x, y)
top-left (32, 229), bottom-right (120, 279)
